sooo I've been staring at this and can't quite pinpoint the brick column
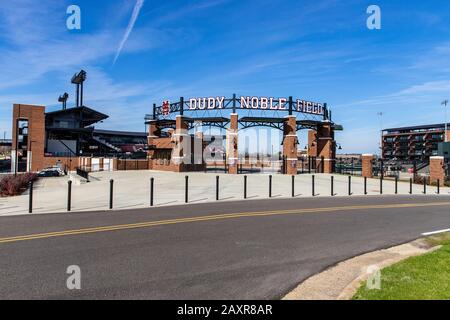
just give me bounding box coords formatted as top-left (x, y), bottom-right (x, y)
top-left (315, 123), bottom-right (336, 173)
top-left (86, 157), bottom-right (92, 170)
top-left (307, 130), bottom-right (317, 157)
top-left (193, 131), bottom-right (206, 170)
top-left (147, 121), bottom-right (159, 167)
top-left (147, 122), bottom-right (158, 144)
top-left (445, 130), bottom-right (450, 142)
top-left (12, 104), bottom-right (46, 172)
top-left (171, 115), bottom-right (190, 172)
top-left (283, 116), bottom-right (297, 175)
top-left (361, 154), bottom-right (374, 178)
top-left (430, 156), bottom-right (445, 187)
top-left (227, 114), bottom-right (239, 174)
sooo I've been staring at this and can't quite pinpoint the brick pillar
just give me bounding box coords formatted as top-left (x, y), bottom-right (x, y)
top-left (86, 157), bottom-right (92, 170)
top-left (283, 116), bottom-right (297, 175)
top-left (430, 156), bottom-right (445, 187)
top-left (12, 104), bottom-right (46, 172)
top-left (172, 116), bottom-right (190, 172)
top-left (147, 122), bottom-right (158, 142)
top-left (315, 123), bottom-right (335, 173)
top-left (361, 154), bottom-right (374, 178)
top-left (445, 130), bottom-right (450, 142)
top-left (307, 130), bottom-right (317, 157)
top-left (193, 131), bottom-right (205, 169)
top-left (227, 114), bottom-right (239, 174)
top-left (147, 122), bottom-right (158, 165)
top-left (112, 158), bottom-right (118, 171)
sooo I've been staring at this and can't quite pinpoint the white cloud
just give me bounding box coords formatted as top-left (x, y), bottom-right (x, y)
top-left (113, 0), bottom-right (145, 65)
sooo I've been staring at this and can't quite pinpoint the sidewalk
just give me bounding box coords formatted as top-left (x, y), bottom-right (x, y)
top-left (0, 171), bottom-right (447, 216)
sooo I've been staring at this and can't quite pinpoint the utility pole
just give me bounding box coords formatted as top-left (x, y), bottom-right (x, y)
top-left (442, 100), bottom-right (448, 142)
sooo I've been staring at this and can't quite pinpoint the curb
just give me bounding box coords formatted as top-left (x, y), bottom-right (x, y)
top-left (283, 238), bottom-right (441, 300)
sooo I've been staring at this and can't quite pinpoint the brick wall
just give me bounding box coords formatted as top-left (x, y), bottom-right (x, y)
top-left (116, 159), bottom-right (151, 171)
top-left (12, 104), bottom-right (46, 172)
top-left (42, 157), bottom-right (80, 171)
top-left (430, 156), bottom-right (445, 186)
top-left (361, 154), bottom-right (374, 178)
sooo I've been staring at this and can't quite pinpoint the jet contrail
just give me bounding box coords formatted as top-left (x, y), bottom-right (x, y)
top-left (113, 0), bottom-right (145, 65)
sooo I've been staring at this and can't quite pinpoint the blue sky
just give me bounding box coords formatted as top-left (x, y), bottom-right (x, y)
top-left (1, 0), bottom-right (450, 153)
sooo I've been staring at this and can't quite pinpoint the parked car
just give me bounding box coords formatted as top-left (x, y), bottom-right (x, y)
top-left (37, 167), bottom-right (65, 177)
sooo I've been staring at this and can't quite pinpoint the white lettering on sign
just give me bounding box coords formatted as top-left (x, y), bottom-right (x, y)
top-left (173, 96), bottom-right (325, 115)
top-left (241, 97), bottom-right (288, 110)
top-left (279, 97), bottom-right (286, 110)
top-left (260, 97), bottom-right (268, 109)
top-left (189, 97), bottom-right (225, 110)
top-left (296, 99), bottom-right (324, 115)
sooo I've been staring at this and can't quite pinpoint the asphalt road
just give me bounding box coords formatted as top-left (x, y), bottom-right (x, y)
top-left (1, 195), bottom-right (450, 300)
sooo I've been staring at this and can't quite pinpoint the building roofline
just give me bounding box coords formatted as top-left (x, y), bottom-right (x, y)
top-left (383, 123), bottom-right (450, 132)
top-left (45, 106), bottom-right (109, 119)
top-left (93, 129), bottom-right (147, 137)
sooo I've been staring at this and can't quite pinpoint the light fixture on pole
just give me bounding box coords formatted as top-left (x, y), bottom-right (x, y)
top-left (442, 100), bottom-right (448, 142)
top-left (58, 92), bottom-right (69, 110)
top-left (71, 70), bottom-right (87, 107)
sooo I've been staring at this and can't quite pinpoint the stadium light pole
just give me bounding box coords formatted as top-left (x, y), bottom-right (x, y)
top-left (58, 93), bottom-right (69, 110)
top-left (442, 100), bottom-right (448, 142)
top-left (377, 112), bottom-right (384, 157)
top-left (71, 70), bottom-right (87, 107)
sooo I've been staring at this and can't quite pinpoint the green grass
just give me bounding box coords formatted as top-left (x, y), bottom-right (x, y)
top-left (353, 236), bottom-right (450, 300)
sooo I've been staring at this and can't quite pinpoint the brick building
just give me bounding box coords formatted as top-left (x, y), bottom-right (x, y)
top-left (11, 104), bottom-right (148, 173)
top-left (382, 123), bottom-right (450, 162)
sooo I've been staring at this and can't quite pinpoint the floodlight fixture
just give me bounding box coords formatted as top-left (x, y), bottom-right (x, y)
top-left (58, 92), bottom-right (69, 110)
top-left (71, 70), bottom-right (87, 85)
top-left (71, 70), bottom-right (87, 107)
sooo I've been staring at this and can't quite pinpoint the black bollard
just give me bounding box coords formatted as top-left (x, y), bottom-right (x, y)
top-left (269, 175), bottom-right (272, 198)
top-left (437, 180), bottom-right (440, 195)
top-left (67, 180), bottom-right (72, 212)
top-left (364, 177), bottom-right (367, 195)
top-left (244, 175), bottom-right (247, 199)
top-left (410, 178), bottom-right (413, 194)
top-left (292, 175), bottom-right (295, 197)
top-left (185, 176), bottom-right (189, 203)
top-left (395, 176), bottom-right (398, 195)
top-left (380, 176), bottom-right (383, 195)
top-left (109, 179), bottom-right (114, 209)
top-left (312, 175), bottom-right (315, 196)
top-left (216, 176), bottom-right (219, 201)
top-left (348, 176), bottom-right (352, 196)
top-left (331, 176), bottom-right (334, 196)
top-left (150, 178), bottom-right (154, 207)
top-left (423, 178), bottom-right (426, 194)
top-left (28, 180), bottom-right (34, 214)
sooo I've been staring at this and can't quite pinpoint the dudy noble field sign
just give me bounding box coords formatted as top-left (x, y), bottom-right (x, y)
top-left (187, 96), bottom-right (325, 115)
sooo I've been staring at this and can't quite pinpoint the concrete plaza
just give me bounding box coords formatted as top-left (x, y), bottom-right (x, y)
top-left (0, 171), bottom-right (447, 216)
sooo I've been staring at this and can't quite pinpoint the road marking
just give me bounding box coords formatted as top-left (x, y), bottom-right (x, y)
top-left (422, 228), bottom-right (450, 236)
top-left (1, 201), bottom-right (450, 244)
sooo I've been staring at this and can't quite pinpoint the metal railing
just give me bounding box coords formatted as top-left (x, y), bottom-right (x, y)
top-left (76, 167), bottom-right (90, 181)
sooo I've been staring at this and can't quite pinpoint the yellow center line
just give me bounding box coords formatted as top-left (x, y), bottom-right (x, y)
top-left (1, 201), bottom-right (450, 244)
